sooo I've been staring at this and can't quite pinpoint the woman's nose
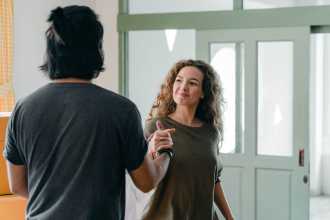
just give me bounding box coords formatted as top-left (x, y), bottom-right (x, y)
top-left (180, 82), bottom-right (188, 91)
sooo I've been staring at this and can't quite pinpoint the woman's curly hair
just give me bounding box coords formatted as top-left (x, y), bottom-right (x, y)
top-left (148, 59), bottom-right (225, 139)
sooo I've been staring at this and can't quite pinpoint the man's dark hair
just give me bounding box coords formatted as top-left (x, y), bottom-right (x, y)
top-left (40, 5), bottom-right (104, 80)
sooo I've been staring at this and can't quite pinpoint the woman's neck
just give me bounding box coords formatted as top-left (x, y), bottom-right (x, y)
top-left (169, 106), bottom-right (202, 127)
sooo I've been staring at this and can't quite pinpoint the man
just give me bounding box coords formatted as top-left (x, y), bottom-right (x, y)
top-left (3, 5), bottom-right (174, 220)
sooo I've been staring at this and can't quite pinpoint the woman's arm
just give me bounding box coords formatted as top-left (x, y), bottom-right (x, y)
top-left (214, 181), bottom-right (234, 220)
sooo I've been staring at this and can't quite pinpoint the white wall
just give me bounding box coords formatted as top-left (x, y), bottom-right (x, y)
top-left (128, 30), bottom-right (196, 122)
top-left (129, 0), bottom-right (232, 14)
top-left (94, 0), bottom-right (118, 92)
top-left (13, 0), bottom-right (118, 100)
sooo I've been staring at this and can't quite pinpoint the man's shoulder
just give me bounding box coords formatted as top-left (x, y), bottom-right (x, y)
top-left (94, 86), bottom-right (137, 110)
top-left (23, 83), bottom-right (136, 108)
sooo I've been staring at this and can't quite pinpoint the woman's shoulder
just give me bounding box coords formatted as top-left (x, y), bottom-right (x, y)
top-left (144, 116), bottom-right (168, 135)
top-left (202, 124), bottom-right (221, 142)
top-left (144, 116), bottom-right (167, 126)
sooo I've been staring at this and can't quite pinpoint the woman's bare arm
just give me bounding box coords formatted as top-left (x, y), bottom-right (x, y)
top-left (214, 181), bottom-right (234, 220)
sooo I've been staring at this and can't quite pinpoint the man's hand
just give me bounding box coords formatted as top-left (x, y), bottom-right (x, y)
top-left (148, 120), bottom-right (175, 158)
top-left (130, 120), bottom-right (175, 193)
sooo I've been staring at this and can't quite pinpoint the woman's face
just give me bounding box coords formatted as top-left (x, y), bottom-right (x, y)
top-left (172, 66), bottom-right (204, 108)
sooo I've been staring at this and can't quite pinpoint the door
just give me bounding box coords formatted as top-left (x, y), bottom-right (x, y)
top-left (197, 27), bottom-right (310, 220)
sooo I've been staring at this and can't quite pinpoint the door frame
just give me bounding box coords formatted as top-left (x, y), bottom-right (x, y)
top-left (118, 2), bottom-right (329, 219)
top-left (118, 2), bottom-right (330, 95)
top-left (196, 27), bottom-right (310, 220)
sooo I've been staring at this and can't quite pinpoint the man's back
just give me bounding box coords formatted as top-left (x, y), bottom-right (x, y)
top-left (4, 83), bottom-right (147, 219)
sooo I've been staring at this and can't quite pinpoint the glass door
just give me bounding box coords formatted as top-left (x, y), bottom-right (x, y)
top-left (197, 27), bottom-right (310, 220)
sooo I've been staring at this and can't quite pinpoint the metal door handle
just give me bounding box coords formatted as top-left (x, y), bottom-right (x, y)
top-left (303, 175), bottom-right (308, 184)
top-left (299, 149), bottom-right (304, 167)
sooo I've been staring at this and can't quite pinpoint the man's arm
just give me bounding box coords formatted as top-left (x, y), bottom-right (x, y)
top-left (129, 153), bottom-right (170, 193)
top-left (6, 161), bottom-right (28, 198)
top-left (129, 124), bottom-right (174, 193)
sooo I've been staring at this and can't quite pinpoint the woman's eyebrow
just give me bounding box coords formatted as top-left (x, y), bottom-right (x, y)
top-left (177, 75), bottom-right (201, 83)
top-left (190, 78), bottom-right (201, 83)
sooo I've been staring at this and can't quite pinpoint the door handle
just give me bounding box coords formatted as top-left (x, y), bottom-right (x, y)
top-left (303, 175), bottom-right (308, 184)
top-left (299, 149), bottom-right (304, 167)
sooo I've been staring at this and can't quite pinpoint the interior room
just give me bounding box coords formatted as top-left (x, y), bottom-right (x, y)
top-left (0, 0), bottom-right (329, 220)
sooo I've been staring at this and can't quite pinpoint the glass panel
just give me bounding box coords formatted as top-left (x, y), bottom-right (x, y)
top-left (210, 43), bottom-right (244, 154)
top-left (127, 30), bottom-right (195, 218)
top-left (245, 0), bottom-right (330, 9)
top-left (310, 33), bottom-right (330, 218)
top-left (310, 34), bottom-right (324, 197)
top-left (257, 41), bottom-right (293, 156)
top-left (129, 0), bottom-right (233, 14)
top-left (128, 30), bottom-right (196, 122)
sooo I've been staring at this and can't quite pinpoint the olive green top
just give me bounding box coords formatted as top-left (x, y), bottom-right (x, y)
top-left (142, 117), bottom-right (223, 220)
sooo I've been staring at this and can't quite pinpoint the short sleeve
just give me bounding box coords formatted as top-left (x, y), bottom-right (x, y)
top-left (215, 163), bottom-right (223, 184)
top-left (215, 130), bottom-right (223, 184)
top-left (3, 107), bottom-right (25, 165)
top-left (123, 106), bottom-right (148, 172)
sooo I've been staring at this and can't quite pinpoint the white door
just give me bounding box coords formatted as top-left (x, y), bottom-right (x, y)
top-left (197, 27), bottom-right (310, 220)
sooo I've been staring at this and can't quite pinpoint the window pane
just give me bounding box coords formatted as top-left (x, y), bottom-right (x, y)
top-left (245, 0), bottom-right (330, 9)
top-left (129, 0), bottom-right (233, 14)
top-left (127, 30), bottom-right (195, 218)
top-left (309, 33), bottom-right (330, 216)
top-left (257, 41), bottom-right (293, 156)
top-left (210, 43), bottom-right (244, 154)
top-left (128, 30), bottom-right (196, 121)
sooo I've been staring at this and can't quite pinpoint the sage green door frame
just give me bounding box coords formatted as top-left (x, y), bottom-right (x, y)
top-left (118, 2), bottom-right (330, 219)
top-left (196, 27), bottom-right (310, 220)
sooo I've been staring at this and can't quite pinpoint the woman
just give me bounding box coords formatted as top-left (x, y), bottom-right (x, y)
top-left (143, 59), bottom-right (234, 220)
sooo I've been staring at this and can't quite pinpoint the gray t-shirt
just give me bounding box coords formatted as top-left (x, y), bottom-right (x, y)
top-left (3, 83), bottom-right (147, 220)
top-left (143, 117), bottom-right (223, 220)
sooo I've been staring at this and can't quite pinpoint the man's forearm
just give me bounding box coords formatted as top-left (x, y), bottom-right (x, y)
top-left (12, 188), bottom-right (28, 198)
top-left (129, 153), bottom-right (171, 193)
top-left (130, 124), bottom-right (174, 193)
top-left (6, 162), bottom-right (29, 199)
top-left (149, 153), bottom-right (170, 187)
